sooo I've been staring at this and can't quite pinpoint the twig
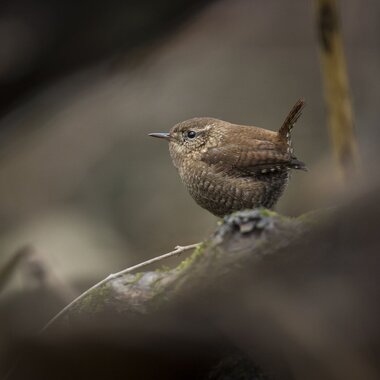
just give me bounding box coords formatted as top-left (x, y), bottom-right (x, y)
top-left (41, 243), bottom-right (201, 332)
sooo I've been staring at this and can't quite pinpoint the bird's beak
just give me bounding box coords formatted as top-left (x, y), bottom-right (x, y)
top-left (148, 132), bottom-right (170, 140)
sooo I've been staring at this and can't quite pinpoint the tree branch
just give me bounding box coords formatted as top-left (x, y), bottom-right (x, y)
top-left (315, 0), bottom-right (359, 180)
top-left (42, 243), bottom-right (200, 331)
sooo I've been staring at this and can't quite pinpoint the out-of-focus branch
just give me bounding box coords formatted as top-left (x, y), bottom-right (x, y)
top-left (0, 245), bottom-right (77, 303)
top-left (315, 0), bottom-right (359, 181)
top-left (0, 246), bottom-right (33, 293)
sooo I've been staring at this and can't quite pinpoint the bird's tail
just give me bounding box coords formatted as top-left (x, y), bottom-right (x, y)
top-left (278, 98), bottom-right (305, 141)
top-left (279, 98), bottom-right (307, 171)
top-left (289, 158), bottom-right (307, 171)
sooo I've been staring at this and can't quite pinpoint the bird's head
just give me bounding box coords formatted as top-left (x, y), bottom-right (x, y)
top-left (149, 117), bottom-right (223, 167)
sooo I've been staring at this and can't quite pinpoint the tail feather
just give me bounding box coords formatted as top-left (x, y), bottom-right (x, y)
top-left (289, 158), bottom-right (307, 171)
top-left (278, 98), bottom-right (305, 141)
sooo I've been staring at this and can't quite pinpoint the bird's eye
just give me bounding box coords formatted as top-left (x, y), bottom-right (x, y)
top-left (186, 130), bottom-right (197, 139)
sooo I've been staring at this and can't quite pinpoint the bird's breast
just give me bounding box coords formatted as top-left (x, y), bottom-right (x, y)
top-left (178, 161), bottom-right (290, 217)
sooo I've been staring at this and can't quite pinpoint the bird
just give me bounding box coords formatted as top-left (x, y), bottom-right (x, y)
top-left (149, 99), bottom-right (307, 217)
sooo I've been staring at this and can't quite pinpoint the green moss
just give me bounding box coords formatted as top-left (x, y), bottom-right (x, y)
top-left (129, 271), bottom-right (143, 283)
top-left (176, 242), bottom-right (206, 272)
top-left (75, 283), bottom-right (112, 315)
top-left (259, 208), bottom-right (292, 223)
top-left (147, 243), bottom-right (208, 306)
top-left (256, 208), bottom-right (277, 218)
top-left (155, 265), bottom-right (171, 273)
top-left (296, 207), bottom-right (334, 225)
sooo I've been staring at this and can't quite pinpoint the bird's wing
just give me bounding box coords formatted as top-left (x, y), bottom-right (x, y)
top-left (202, 139), bottom-right (305, 175)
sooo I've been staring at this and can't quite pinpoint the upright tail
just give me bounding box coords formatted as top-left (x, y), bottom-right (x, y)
top-left (278, 98), bottom-right (305, 141)
top-left (279, 98), bottom-right (307, 171)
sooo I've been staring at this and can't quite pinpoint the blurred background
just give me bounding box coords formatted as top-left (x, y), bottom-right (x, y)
top-left (0, 0), bottom-right (379, 349)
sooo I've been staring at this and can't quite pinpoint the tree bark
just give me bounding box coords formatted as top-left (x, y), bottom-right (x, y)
top-left (48, 208), bottom-right (315, 329)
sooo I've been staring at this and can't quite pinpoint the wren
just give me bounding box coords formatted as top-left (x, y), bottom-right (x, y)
top-left (149, 99), bottom-right (307, 217)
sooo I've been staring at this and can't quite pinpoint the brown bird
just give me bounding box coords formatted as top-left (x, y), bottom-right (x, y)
top-left (149, 99), bottom-right (307, 217)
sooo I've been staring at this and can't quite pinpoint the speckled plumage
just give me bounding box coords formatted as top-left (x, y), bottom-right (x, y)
top-left (149, 99), bottom-right (306, 217)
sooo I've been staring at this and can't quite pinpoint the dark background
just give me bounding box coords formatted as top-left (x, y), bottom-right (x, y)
top-left (0, 0), bottom-right (379, 338)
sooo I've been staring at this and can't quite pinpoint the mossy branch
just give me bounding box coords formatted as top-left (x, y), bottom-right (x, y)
top-left (42, 243), bottom-right (200, 331)
top-left (43, 209), bottom-right (314, 331)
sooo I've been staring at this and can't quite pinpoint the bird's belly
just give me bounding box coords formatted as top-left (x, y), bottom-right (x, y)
top-left (181, 167), bottom-right (289, 217)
